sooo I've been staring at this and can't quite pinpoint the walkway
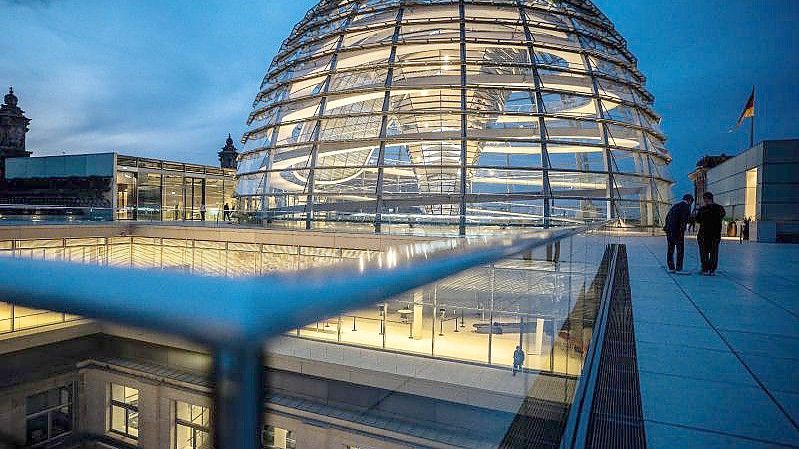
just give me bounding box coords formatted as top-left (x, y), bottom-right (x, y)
top-left (627, 237), bottom-right (799, 448)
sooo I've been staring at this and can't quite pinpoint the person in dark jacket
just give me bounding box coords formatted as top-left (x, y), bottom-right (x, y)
top-left (512, 346), bottom-right (525, 376)
top-left (694, 192), bottom-right (726, 275)
top-left (743, 217), bottom-right (751, 241)
top-left (663, 194), bottom-right (694, 273)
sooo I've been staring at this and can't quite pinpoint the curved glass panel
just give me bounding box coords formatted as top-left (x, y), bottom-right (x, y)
top-left (239, 0), bottom-right (673, 231)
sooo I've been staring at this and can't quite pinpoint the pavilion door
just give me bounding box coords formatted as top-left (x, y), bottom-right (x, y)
top-left (116, 171), bottom-right (137, 220)
top-left (184, 177), bottom-right (204, 220)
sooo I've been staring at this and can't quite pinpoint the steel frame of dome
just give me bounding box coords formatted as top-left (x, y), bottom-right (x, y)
top-left (237, 0), bottom-right (673, 235)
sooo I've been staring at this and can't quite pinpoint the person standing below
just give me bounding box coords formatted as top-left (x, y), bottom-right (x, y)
top-left (223, 203), bottom-right (231, 221)
top-left (512, 345), bottom-right (525, 376)
top-left (199, 203), bottom-right (206, 221)
top-left (737, 220), bottom-right (744, 244)
top-left (743, 217), bottom-right (751, 241)
top-left (663, 194), bottom-right (694, 273)
top-left (694, 192), bottom-right (726, 276)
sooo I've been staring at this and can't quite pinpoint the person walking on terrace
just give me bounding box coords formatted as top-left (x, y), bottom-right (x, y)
top-left (663, 194), bottom-right (694, 273)
top-left (512, 345), bottom-right (525, 376)
top-left (694, 192), bottom-right (726, 276)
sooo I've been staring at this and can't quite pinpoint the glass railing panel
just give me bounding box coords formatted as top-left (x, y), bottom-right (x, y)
top-left (0, 222), bottom-right (619, 449)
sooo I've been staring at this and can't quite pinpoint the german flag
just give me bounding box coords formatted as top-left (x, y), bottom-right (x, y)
top-left (736, 88), bottom-right (755, 127)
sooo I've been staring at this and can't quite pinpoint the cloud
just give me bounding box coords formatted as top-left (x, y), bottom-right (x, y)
top-left (1, 0), bottom-right (291, 165)
top-left (0, 0), bottom-right (59, 6)
top-left (30, 81), bottom-right (255, 164)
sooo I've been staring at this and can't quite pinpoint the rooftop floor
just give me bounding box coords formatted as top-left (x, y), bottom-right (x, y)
top-left (628, 237), bottom-right (799, 448)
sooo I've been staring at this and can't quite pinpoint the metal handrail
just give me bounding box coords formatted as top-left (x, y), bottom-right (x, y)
top-left (0, 221), bottom-right (610, 449)
top-left (559, 243), bottom-right (620, 449)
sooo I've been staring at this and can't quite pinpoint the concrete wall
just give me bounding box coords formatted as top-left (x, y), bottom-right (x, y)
top-left (0, 357), bottom-right (491, 449)
top-left (0, 372), bottom-right (80, 446)
top-left (81, 365), bottom-right (216, 449)
top-left (0, 222), bottom-right (435, 253)
top-left (705, 140), bottom-right (799, 241)
top-left (705, 142), bottom-right (764, 221)
top-left (0, 328), bottom-right (553, 449)
top-left (761, 140), bottom-right (799, 239)
top-left (0, 223), bottom-right (128, 242)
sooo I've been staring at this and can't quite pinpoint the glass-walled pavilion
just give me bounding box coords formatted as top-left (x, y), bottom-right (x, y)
top-left (2, 153), bottom-right (236, 222)
top-left (115, 155), bottom-right (236, 221)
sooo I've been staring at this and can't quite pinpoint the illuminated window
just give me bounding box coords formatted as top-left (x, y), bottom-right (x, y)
top-left (745, 167), bottom-right (758, 219)
top-left (175, 401), bottom-right (211, 449)
top-left (263, 424), bottom-right (296, 449)
top-left (25, 384), bottom-right (74, 445)
top-left (110, 384), bottom-right (139, 439)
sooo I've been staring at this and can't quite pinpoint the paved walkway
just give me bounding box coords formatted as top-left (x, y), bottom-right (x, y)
top-left (627, 237), bottom-right (799, 448)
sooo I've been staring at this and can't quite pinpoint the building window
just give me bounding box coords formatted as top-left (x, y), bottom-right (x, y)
top-left (745, 167), bottom-right (758, 219)
top-left (116, 170), bottom-right (138, 220)
top-left (175, 401), bottom-right (211, 449)
top-left (263, 425), bottom-right (296, 449)
top-left (137, 172), bottom-right (162, 221)
top-left (110, 384), bottom-right (139, 439)
top-left (163, 175), bottom-right (185, 221)
top-left (25, 383), bottom-right (74, 446)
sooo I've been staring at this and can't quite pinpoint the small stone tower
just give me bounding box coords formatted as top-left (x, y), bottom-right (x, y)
top-left (0, 87), bottom-right (32, 179)
top-left (218, 133), bottom-right (239, 169)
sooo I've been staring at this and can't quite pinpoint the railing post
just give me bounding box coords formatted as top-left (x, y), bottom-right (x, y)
top-left (488, 263), bottom-right (495, 365)
top-left (431, 283), bottom-right (437, 356)
top-left (381, 302), bottom-right (387, 348)
top-left (213, 343), bottom-right (264, 449)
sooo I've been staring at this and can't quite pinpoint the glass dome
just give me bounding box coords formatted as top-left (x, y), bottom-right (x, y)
top-left (237, 0), bottom-right (672, 234)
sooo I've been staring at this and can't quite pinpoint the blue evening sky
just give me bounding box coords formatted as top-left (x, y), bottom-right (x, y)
top-left (2, 0), bottom-right (797, 195)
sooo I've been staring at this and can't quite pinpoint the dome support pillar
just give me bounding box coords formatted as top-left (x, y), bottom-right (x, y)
top-left (458, 0), bottom-right (468, 236)
top-left (518, 1), bottom-right (554, 228)
top-left (374, 5), bottom-right (405, 234)
top-left (304, 3), bottom-right (360, 230)
top-left (569, 16), bottom-right (620, 223)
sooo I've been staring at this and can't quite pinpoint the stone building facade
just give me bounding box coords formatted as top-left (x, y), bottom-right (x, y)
top-left (0, 87), bottom-right (32, 179)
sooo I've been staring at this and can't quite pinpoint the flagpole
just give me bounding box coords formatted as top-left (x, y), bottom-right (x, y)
top-left (736, 87), bottom-right (756, 150)
top-left (750, 86), bottom-right (756, 148)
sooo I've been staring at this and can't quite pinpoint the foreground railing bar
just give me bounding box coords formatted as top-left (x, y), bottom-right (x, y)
top-left (559, 243), bottom-right (619, 449)
top-left (0, 221), bottom-right (610, 449)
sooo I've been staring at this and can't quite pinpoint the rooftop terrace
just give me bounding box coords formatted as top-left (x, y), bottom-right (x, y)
top-left (628, 237), bottom-right (799, 448)
top-left (0, 223), bottom-right (797, 448)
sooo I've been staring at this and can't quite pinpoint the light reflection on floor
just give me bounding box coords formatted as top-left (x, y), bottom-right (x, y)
top-left (300, 309), bottom-right (586, 375)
